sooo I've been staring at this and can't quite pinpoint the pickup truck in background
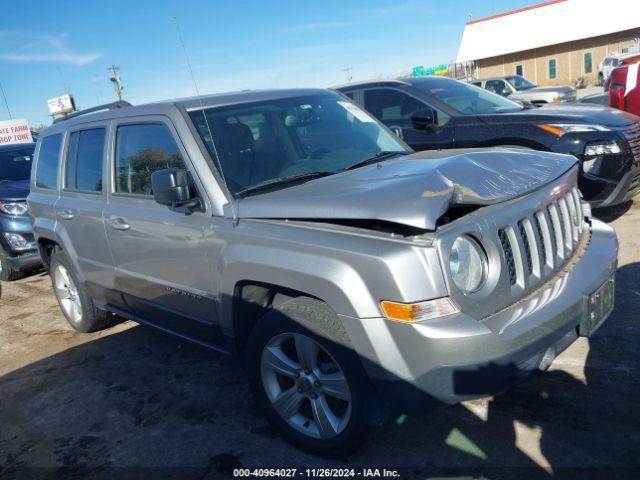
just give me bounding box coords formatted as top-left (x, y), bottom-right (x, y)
top-left (610, 54), bottom-right (640, 117)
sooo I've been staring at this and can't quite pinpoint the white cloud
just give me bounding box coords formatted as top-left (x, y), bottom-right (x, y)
top-left (0, 31), bottom-right (101, 66)
top-left (281, 21), bottom-right (352, 34)
top-left (0, 52), bottom-right (101, 66)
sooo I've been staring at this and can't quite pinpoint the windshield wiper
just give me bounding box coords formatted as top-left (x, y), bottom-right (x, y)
top-left (345, 151), bottom-right (408, 171)
top-left (236, 171), bottom-right (334, 197)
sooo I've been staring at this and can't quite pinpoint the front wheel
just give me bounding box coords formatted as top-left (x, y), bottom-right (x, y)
top-left (246, 298), bottom-right (378, 457)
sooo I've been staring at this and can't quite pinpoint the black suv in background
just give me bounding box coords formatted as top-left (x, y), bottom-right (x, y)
top-left (0, 143), bottom-right (41, 280)
top-left (335, 77), bottom-right (640, 208)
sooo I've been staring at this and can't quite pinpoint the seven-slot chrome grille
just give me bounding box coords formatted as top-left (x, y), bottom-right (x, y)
top-left (624, 122), bottom-right (640, 197)
top-left (497, 187), bottom-right (585, 288)
top-left (624, 121), bottom-right (640, 165)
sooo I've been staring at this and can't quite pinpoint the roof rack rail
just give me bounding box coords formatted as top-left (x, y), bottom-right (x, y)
top-left (53, 100), bottom-right (132, 124)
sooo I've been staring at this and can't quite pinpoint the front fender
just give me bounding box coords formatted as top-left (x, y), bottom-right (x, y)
top-left (218, 244), bottom-right (377, 341)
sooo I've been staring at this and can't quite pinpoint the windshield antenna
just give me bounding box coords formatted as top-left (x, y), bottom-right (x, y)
top-left (172, 16), bottom-right (238, 225)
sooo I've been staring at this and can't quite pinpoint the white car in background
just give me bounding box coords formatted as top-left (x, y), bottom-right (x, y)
top-left (599, 53), bottom-right (640, 85)
top-left (472, 75), bottom-right (577, 105)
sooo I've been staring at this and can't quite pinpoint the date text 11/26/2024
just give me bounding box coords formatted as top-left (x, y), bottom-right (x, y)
top-left (233, 468), bottom-right (400, 478)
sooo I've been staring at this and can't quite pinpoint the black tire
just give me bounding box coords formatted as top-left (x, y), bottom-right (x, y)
top-left (0, 248), bottom-right (23, 281)
top-left (246, 297), bottom-right (382, 458)
top-left (49, 248), bottom-right (112, 333)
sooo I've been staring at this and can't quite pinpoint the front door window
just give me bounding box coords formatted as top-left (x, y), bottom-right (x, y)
top-left (363, 89), bottom-right (425, 128)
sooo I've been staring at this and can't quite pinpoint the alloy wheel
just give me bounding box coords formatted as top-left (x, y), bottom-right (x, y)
top-left (53, 264), bottom-right (82, 324)
top-left (260, 332), bottom-right (352, 439)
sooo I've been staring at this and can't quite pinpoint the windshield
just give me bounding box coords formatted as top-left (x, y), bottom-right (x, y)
top-left (189, 93), bottom-right (407, 195)
top-left (506, 75), bottom-right (536, 91)
top-left (411, 78), bottom-right (523, 115)
top-left (0, 147), bottom-right (34, 182)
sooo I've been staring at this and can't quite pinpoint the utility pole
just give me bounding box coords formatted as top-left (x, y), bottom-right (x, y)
top-left (0, 80), bottom-right (12, 119)
top-left (108, 64), bottom-right (124, 101)
top-left (342, 67), bottom-right (353, 83)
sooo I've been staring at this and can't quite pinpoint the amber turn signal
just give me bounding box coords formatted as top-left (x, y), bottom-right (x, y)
top-left (380, 298), bottom-right (458, 323)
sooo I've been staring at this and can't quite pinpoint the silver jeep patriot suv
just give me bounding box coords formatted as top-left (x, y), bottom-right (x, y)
top-left (28, 89), bottom-right (618, 456)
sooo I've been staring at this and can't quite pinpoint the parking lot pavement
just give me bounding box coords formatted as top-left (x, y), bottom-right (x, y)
top-left (1, 202), bottom-right (639, 479)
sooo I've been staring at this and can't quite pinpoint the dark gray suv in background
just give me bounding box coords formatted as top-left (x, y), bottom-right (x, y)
top-left (29, 89), bottom-right (618, 456)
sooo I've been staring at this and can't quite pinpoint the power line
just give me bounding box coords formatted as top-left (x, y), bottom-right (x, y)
top-left (0, 80), bottom-right (13, 119)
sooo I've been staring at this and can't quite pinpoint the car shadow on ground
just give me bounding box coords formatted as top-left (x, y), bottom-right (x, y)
top-left (1, 264), bottom-right (639, 480)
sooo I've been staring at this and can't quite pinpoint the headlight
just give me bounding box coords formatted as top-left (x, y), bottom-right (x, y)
top-left (2, 233), bottom-right (32, 250)
top-left (552, 93), bottom-right (577, 103)
top-left (0, 201), bottom-right (28, 216)
top-left (449, 236), bottom-right (487, 293)
top-left (582, 141), bottom-right (621, 176)
top-left (584, 141), bottom-right (621, 157)
top-left (538, 124), bottom-right (611, 136)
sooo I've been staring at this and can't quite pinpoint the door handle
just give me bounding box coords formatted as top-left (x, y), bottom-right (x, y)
top-left (110, 218), bottom-right (131, 231)
top-left (59, 209), bottom-right (74, 220)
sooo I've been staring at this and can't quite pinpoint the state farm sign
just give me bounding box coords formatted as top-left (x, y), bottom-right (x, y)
top-left (0, 119), bottom-right (33, 145)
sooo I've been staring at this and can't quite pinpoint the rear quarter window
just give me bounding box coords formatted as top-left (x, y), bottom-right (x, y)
top-left (65, 128), bottom-right (105, 192)
top-left (35, 134), bottom-right (63, 189)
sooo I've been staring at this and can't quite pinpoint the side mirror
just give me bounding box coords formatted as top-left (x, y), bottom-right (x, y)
top-left (410, 108), bottom-right (437, 131)
top-left (151, 168), bottom-right (199, 209)
top-left (501, 87), bottom-right (512, 97)
top-left (388, 125), bottom-right (404, 139)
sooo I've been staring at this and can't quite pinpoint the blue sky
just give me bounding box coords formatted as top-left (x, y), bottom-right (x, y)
top-left (1, 0), bottom-right (532, 126)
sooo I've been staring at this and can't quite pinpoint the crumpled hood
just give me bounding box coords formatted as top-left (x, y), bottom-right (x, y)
top-left (236, 148), bottom-right (577, 230)
top-left (0, 179), bottom-right (30, 201)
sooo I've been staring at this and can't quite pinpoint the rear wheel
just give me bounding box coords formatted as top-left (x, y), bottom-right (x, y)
top-left (50, 249), bottom-right (112, 333)
top-left (246, 298), bottom-right (378, 457)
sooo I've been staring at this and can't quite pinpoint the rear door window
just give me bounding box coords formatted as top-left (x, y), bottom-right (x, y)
top-left (35, 134), bottom-right (63, 189)
top-left (65, 128), bottom-right (105, 192)
top-left (363, 89), bottom-right (425, 128)
top-left (114, 123), bottom-right (186, 195)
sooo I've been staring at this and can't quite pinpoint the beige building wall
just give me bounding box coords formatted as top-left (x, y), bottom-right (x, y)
top-left (477, 27), bottom-right (640, 86)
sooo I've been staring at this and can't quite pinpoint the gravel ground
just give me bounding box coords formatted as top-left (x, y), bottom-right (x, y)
top-left (0, 201), bottom-right (639, 479)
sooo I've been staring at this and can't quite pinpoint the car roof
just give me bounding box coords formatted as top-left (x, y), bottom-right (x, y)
top-left (39, 88), bottom-right (333, 135)
top-left (607, 52), bottom-right (639, 60)
top-left (332, 76), bottom-right (462, 90)
top-left (621, 54), bottom-right (640, 65)
top-left (331, 78), bottom-right (410, 90)
top-left (0, 143), bottom-right (35, 152)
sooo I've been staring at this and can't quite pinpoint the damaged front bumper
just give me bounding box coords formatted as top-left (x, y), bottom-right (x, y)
top-left (340, 219), bottom-right (618, 414)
